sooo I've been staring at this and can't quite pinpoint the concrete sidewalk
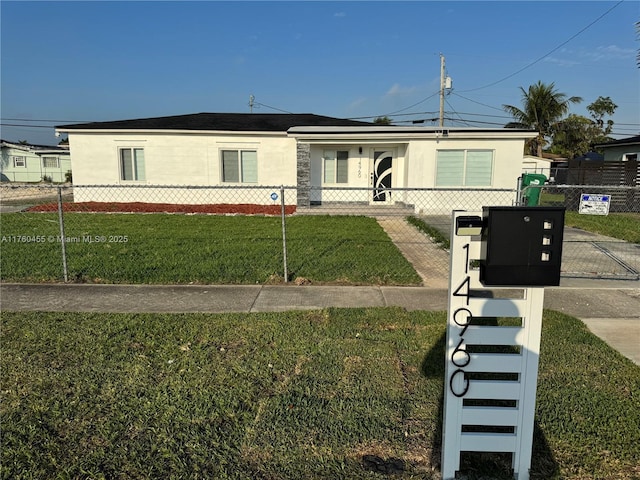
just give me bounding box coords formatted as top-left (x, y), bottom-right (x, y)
top-left (2, 281), bottom-right (639, 365)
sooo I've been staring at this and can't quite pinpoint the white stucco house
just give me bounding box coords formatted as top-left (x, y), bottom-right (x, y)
top-left (594, 135), bottom-right (639, 163)
top-left (55, 113), bottom-right (536, 213)
top-left (522, 155), bottom-right (555, 177)
top-left (1, 139), bottom-right (71, 183)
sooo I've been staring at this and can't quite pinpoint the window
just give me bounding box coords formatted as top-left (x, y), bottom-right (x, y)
top-left (13, 156), bottom-right (26, 168)
top-left (436, 150), bottom-right (493, 186)
top-left (120, 148), bottom-right (145, 181)
top-left (42, 157), bottom-right (59, 169)
top-left (323, 150), bottom-right (348, 183)
top-left (221, 150), bottom-right (257, 183)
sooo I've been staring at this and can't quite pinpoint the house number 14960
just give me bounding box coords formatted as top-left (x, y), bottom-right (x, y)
top-left (449, 243), bottom-right (473, 398)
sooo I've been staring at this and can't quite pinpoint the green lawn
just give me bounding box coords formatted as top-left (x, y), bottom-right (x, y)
top-left (564, 211), bottom-right (640, 243)
top-left (0, 213), bottom-right (421, 285)
top-left (539, 191), bottom-right (640, 243)
top-left (2, 309), bottom-right (638, 479)
top-left (406, 216), bottom-right (450, 250)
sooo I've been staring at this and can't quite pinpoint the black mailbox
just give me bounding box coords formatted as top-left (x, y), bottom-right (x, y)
top-left (480, 206), bottom-right (565, 286)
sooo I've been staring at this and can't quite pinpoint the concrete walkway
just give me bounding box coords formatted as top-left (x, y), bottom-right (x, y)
top-left (2, 280), bottom-right (639, 365)
top-left (377, 217), bottom-right (449, 288)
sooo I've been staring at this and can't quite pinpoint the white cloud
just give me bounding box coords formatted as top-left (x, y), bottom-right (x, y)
top-left (544, 56), bottom-right (580, 67)
top-left (587, 45), bottom-right (635, 61)
top-left (346, 97), bottom-right (367, 112)
top-left (334, 12), bottom-right (346, 18)
top-left (543, 44), bottom-right (635, 67)
top-left (386, 83), bottom-right (419, 97)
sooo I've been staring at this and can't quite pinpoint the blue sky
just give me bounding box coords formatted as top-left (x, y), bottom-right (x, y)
top-left (2, 1), bottom-right (639, 145)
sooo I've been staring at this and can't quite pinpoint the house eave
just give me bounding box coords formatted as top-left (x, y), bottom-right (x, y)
top-left (34, 150), bottom-right (70, 155)
top-left (593, 141), bottom-right (640, 149)
top-left (1, 140), bottom-right (69, 153)
top-left (287, 126), bottom-right (537, 142)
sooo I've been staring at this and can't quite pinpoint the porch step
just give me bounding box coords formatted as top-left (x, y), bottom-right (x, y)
top-left (295, 202), bottom-right (416, 217)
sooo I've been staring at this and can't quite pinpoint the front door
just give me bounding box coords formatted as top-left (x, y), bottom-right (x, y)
top-left (372, 150), bottom-right (393, 203)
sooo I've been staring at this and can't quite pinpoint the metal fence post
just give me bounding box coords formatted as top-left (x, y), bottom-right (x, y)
top-left (280, 186), bottom-right (288, 283)
top-left (515, 176), bottom-right (523, 206)
top-left (57, 187), bottom-right (69, 282)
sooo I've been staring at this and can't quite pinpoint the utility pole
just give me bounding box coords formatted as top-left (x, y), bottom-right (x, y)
top-left (439, 54), bottom-right (445, 127)
top-left (249, 95), bottom-right (255, 113)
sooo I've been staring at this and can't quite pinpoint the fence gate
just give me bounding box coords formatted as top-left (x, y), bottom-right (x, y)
top-left (441, 211), bottom-right (546, 480)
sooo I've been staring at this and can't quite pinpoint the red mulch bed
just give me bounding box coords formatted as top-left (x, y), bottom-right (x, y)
top-left (26, 202), bottom-right (297, 215)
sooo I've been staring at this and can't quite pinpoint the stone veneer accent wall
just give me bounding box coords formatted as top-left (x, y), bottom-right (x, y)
top-left (296, 142), bottom-right (311, 207)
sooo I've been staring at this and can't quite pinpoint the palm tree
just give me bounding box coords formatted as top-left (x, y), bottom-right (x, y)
top-left (503, 81), bottom-right (582, 157)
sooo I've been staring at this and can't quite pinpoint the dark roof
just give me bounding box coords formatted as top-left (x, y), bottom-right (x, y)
top-left (593, 135), bottom-right (640, 149)
top-left (541, 152), bottom-right (569, 161)
top-left (57, 113), bottom-right (373, 132)
top-left (574, 151), bottom-right (604, 161)
top-left (1, 139), bottom-right (69, 151)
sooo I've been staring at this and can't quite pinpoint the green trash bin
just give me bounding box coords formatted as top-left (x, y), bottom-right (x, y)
top-left (521, 173), bottom-right (547, 206)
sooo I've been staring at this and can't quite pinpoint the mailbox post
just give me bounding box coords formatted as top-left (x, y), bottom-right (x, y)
top-left (441, 207), bottom-right (564, 480)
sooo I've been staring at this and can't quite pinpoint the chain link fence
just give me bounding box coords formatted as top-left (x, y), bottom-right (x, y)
top-left (524, 184), bottom-right (640, 213)
top-left (1, 183), bottom-right (638, 285)
top-left (526, 184), bottom-right (640, 280)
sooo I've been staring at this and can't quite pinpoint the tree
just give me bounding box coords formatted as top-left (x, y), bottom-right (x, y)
top-left (373, 116), bottom-right (392, 125)
top-left (550, 96), bottom-right (617, 158)
top-left (549, 114), bottom-right (596, 159)
top-left (587, 96), bottom-right (617, 139)
top-left (503, 81), bottom-right (582, 156)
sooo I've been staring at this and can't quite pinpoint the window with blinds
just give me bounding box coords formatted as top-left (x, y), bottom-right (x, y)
top-left (436, 150), bottom-right (494, 186)
top-left (221, 150), bottom-right (258, 183)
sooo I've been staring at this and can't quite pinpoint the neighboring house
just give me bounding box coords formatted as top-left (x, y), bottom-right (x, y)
top-left (522, 154), bottom-right (571, 184)
top-left (0, 139), bottom-right (71, 183)
top-left (56, 113), bottom-right (536, 213)
top-left (594, 135), bottom-right (639, 163)
top-left (564, 135), bottom-right (640, 187)
top-left (522, 156), bottom-right (555, 179)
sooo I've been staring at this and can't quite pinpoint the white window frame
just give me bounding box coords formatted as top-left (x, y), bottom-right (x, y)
top-left (435, 149), bottom-right (494, 187)
top-left (323, 150), bottom-right (349, 184)
top-left (119, 147), bottom-right (146, 182)
top-left (13, 156), bottom-right (26, 168)
top-left (42, 156), bottom-right (60, 169)
top-left (221, 149), bottom-right (258, 183)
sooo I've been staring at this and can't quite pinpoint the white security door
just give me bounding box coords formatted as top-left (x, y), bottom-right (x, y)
top-left (372, 150), bottom-right (393, 203)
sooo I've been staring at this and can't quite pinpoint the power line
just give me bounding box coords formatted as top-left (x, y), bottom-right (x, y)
top-left (249, 100), bottom-right (293, 114)
top-left (458, 0), bottom-right (625, 93)
top-left (450, 92), bottom-right (506, 112)
top-left (393, 115), bottom-right (510, 127)
top-left (444, 98), bottom-right (471, 127)
top-left (7, 110), bottom-right (634, 128)
top-left (374, 0), bottom-right (625, 118)
top-left (380, 91), bottom-right (441, 117)
top-left (348, 111), bottom-right (441, 121)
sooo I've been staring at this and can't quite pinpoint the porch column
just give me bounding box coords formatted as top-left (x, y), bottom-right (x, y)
top-left (296, 142), bottom-right (311, 207)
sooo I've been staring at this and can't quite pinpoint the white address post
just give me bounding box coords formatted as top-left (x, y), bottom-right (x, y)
top-left (441, 210), bottom-right (546, 480)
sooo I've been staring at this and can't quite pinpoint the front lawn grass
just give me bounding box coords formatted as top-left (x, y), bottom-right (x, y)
top-left (2, 309), bottom-right (638, 479)
top-left (0, 213), bottom-right (420, 285)
top-left (406, 216), bottom-right (450, 250)
top-left (564, 211), bottom-right (640, 243)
